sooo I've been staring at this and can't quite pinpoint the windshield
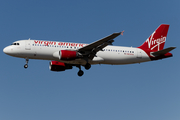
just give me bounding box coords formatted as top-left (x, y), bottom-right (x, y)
top-left (11, 43), bottom-right (20, 45)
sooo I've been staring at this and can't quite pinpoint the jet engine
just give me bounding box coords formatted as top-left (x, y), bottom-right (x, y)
top-left (49, 61), bottom-right (72, 71)
top-left (53, 50), bottom-right (78, 60)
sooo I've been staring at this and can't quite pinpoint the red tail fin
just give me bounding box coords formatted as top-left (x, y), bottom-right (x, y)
top-left (138, 24), bottom-right (169, 52)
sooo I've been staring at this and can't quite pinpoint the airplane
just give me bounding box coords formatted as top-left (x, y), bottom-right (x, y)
top-left (3, 24), bottom-right (176, 76)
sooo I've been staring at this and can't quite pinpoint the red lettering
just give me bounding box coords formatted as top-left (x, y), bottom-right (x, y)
top-left (34, 40), bottom-right (38, 44)
top-left (34, 40), bottom-right (87, 47)
top-left (79, 44), bottom-right (84, 47)
top-left (126, 53), bottom-right (134, 55)
top-left (39, 41), bottom-right (43, 44)
top-left (70, 43), bottom-right (75, 47)
top-left (44, 41), bottom-right (48, 45)
top-left (59, 42), bottom-right (65, 46)
top-left (47, 41), bottom-right (54, 45)
top-left (65, 43), bottom-right (69, 46)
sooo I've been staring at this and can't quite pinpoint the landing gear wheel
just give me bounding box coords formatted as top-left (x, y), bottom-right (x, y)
top-left (24, 58), bottom-right (29, 69)
top-left (78, 70), bottom-right (84, 77)
top-left (85, 63), bottom-right (91, 70)
top-left (24, 64), bottom-right (28, 68)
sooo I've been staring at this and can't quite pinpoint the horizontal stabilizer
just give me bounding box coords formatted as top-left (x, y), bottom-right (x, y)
top-left (151, 47), bottom-right (176, 56)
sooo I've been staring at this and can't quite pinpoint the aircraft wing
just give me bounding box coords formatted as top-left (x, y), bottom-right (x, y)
top-left (78, 31), bottom-right (124, 59)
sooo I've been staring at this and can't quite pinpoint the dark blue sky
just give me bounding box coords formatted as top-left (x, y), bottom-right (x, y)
top-left (1, 0), bottom-right (180, 120)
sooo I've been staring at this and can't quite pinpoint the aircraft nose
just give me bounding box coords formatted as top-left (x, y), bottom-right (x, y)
top-left (3, 47), bottom-right (8, 54)
top-left (3, 46), bottom-right (11, 54)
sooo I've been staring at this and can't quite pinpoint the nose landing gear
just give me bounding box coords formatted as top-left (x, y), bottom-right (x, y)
top-left (24, 58), bottom-right (29, 69)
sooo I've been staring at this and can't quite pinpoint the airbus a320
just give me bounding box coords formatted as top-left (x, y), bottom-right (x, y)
top-left (3, 24), bottom-right (176, 76)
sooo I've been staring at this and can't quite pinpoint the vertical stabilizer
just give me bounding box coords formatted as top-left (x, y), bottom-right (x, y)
top-left (138, 24), bottom-right (169, 52)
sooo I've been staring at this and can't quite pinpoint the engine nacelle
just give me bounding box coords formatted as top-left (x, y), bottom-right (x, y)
top-left (53, 50), bottom-right (78, 60)
top-left (49, 61), bottom-right (72, 71)
top-left (60, 50), bottom-right (77, 60)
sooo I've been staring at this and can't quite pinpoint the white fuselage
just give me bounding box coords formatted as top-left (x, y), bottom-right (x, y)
top-left (3, 40), bottom-right (151, 65)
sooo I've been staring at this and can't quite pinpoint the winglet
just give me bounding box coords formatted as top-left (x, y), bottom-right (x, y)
top-left (120, 31), bottom-right (124, 36)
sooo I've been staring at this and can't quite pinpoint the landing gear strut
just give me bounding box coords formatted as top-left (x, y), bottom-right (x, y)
top-left (24, 58), bottom-right (29, 69)
top-left (77, 65), bottom-right (84, 77)
top-left (76, 63), bottom-right (91, 76)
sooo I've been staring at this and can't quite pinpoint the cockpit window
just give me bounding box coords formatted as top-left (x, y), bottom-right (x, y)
top-left (12, 43), bottom-right (20, 45)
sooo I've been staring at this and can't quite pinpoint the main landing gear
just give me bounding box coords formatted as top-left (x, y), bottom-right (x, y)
top-left (78, 70), bottom-right (84, 77)
top-left (24, 58), bottom-right (29, 69)
top-left (85, 63), bottom-right (91, 70)
top-left (77, 65), bottom-right (84, 77)
top-left (77, 63), bottom-right (91, 77)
